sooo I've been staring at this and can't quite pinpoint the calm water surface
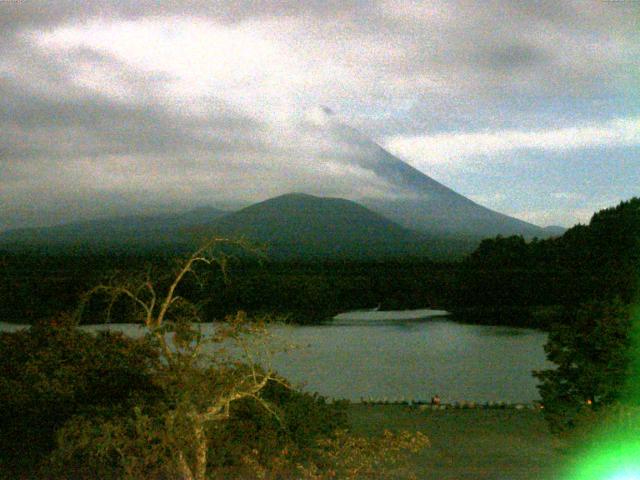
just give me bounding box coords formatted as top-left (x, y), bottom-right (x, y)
top-left (0, 318), bottom-right (550, 403)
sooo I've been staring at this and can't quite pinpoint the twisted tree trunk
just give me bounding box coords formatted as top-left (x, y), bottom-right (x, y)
top-left (176, 449), bottom-right (194, 480)
top-left (193, 422), bottom-right (208, 480)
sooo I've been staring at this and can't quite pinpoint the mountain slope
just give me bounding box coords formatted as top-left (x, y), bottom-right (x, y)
top-left (0, 194), bottom-right (478, 259)
top-left (313, 112), bottom-right (549, 238)
top-left (0, 207), bottom-right (226, 250)
top-left (203, 193), bottom-right (444, 258)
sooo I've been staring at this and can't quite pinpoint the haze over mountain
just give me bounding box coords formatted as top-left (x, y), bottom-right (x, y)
top-left (2, 2), bottom-right (637, 233)
top-left (285, 108), bottom-right (553, 239)
top-left (2, 106), bottom-right (558, 243)
top-left (0, 207), bottom-right (226, 251)
top-left (0, 109), bottom-right (565, 257)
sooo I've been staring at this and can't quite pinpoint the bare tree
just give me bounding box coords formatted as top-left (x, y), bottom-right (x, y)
top-left (69, 239), bottom-right (429, 480)
top-left (77, 238), bottom-right (285, 480)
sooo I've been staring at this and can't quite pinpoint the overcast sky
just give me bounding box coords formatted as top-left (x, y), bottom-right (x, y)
top-left (1, 0), bottom-right (639, 230)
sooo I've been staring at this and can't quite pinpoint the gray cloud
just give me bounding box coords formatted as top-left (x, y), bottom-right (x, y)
top-left (1, 0), bottom-right (638, 229)
top-left (4, 1), bottom-right (636, 106)
top-left (0, 81), bottom-right (260, 160)
top-left (0, 37), bottom-right (264, 162)
top-left (0, 0), bottom-right (368, 34)
top-left (473, 43), bottom-right (548, 71)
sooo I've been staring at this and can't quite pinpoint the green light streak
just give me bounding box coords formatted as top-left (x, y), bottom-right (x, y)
top-left (563, 301), bottom-right (640, 480)
top-left (566, 436), bottom-right (640, 480)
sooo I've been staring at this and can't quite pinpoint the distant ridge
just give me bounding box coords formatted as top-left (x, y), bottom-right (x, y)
top-left (202, 193), bottom-right (440, 259)
top-left (0, 207), bottom-right (226, 251)
top-left (2, 110), bottom-right (561, 244)
top-left (542, 225), bottom-right (567, 237)
top-left (0, 194), bottom-right (478, 258)
top-left (0, 191), bottom-right (579, 259)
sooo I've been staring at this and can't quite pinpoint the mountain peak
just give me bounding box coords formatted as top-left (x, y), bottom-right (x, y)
top-left (206, 193), bottom-right (436, 259)
top-left (305, 105), bottom-right (337, 127)
top-left (297, 115), bottom-right (550, 239)
top-left (320, 105), bottom-right (334, 115)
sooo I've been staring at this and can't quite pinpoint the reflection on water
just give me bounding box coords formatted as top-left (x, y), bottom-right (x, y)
top-left (476, 326), bottom-right (531, 337)
top-left (332, 308), bottom-right (450, 324)
top-left (268, 320), bottom-right (550, 403)
top-left (0, 318), bottom-right (550, 403)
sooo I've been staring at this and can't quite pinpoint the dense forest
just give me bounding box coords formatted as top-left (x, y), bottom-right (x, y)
top-left (1, 197), bottom-right (638, 329)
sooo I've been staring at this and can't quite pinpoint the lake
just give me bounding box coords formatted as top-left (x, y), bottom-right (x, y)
top-left (0, 313), bottom-right (550, 404)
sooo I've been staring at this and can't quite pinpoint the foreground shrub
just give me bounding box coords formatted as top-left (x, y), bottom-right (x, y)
top-left (299, 428), bottom-right (430, 480)
top-left (206, 380), bottom-right (349, 469)
top-left (0, 317), bottom-right (159, 474)
top-left (3, 241), bottom-right (429, 479)
top-left (534, 299), bottom-right (632, 433)
top-left (47, 382), bottom-right (352, 480)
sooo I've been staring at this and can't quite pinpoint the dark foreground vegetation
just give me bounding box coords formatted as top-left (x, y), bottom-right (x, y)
top-left (0, 319), bottom-right (429, 479)
top-left (0, 243), bottom-right (429, 479)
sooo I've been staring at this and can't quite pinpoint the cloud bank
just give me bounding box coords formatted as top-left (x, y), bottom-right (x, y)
top-left (1, 1), bottom-right (638, 229)
top-left (385, 117), bottom-right (640, 168)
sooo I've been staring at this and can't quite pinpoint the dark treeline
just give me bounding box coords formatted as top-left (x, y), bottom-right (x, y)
top-left (200, 259), bottom-right (457, 324)
top-left (0, 253), bottom-right (456, 325)
top-left (1, 197), bottom-right (638, 329)
top-left (0, 252), bottom-right (172, 325)
top-left (456, 197), bottom-right (640, 327)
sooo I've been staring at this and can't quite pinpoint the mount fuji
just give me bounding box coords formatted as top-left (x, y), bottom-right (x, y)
top-left (0, 108), bottom-right (558, 258)
top-left (307, 107), bottom-right (547, 239)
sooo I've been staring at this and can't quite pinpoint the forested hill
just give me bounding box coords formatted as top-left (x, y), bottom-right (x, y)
top-left (1, 197), bottom-right (637, 328)
top-left (460, 197), bottom-right (640, 308)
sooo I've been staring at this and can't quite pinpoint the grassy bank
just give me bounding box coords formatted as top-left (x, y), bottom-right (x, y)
top-left (347, 404), bottom-right (565, 479)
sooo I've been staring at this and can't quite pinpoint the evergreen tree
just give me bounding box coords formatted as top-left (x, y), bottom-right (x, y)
top-left (534, 299), bottom-right (633, 433)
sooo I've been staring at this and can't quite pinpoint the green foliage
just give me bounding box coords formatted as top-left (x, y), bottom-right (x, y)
top-left (207, 380), bottom-right (348, 468)
top-left (42, 243), bottom-right (353, 480)
top-left (0, 317), bottom-right (349, 479)
top-left (457, 197), bottom-right (640, 328)
top-left (305, 428), bottom-right (430, 479)
top-left (1, 242), bottom-right (429, 479)
top-left (467, 235), bottom-right (530, 269)
top-left (202, 259), bottom-right (453, 324)
top-left (222, 427), bottom-right (429, 480)
top-left (50, 409), bottom-right (175, 480)
top-left (49, 381), bottom-right (349, 479)
top-left (0, 317), bottom-right (159, 473)
top-left (466, 197), bottom-right (640, 280)
top-left (534, 299), bottom-right (633, 433)
top-left (1, 253), bottom-right (453, 326)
